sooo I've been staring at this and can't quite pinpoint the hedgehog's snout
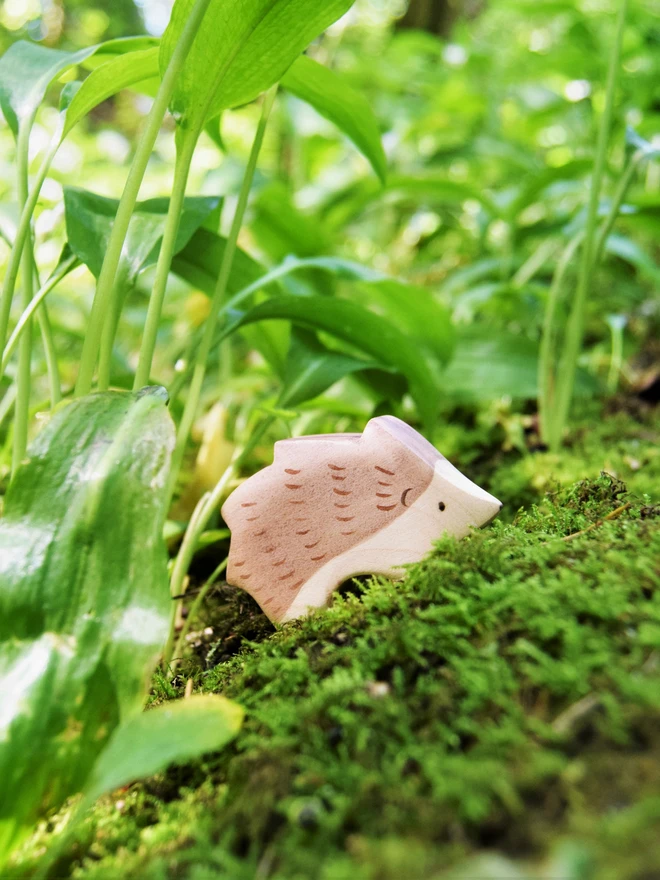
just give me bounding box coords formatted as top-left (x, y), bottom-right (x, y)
top-left (429, 459), bottom-right (502, 533)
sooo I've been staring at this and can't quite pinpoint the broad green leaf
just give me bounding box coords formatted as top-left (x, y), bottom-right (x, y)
top-left (281, 55), bottom-right (387, 182)
top-left (354, 280), bottom-right (454, 370)
top-left (442, 258), bottom-right (508, 296)
top-left (508, 159), bottom-right (592, 219)
top-left (63, 47), bottom-right (160, 137)
top-left (64, 188), bottom-right (221, 283)
top-left (317, 174), bottom-right (501, 226)
top-left (0, 633), bottom-right (105, 863)
top-left (172, 227), bottom-right (269, 298)
top-left (83, 695), bottom-right (244, 805)
top-left (0, 38), bottom-right (157, 135)
top-left (0, 388), bottom-right (175, 863)
top-left (251, 182), bottom-right (332, 262)
top-left (160, 0), bottom-right (355, 132)
top-left (78, 37), bottom-right (160, 69)
top-left (443, 329), bottom-right (540, 402)
top-left (626, 125), bottom-right (660, 160)
top-left (222, 295), bottom-right (439, 429)
top-left (605, 233), bottom-right (660, 284)
top-left (385, 175), bottom-right (501, 218)
top-left (220, 262), bottom-right (453, 377)
top-left (279, 329), bottom-right (384, 407)
top-left (171, 228), bottom-right (289, 372)
top-left (443, 329), bottom-right (597, 402)
top-left (223, 254), bottom-right (387, 313)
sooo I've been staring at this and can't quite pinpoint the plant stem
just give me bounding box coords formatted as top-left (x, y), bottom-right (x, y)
top-left (550, 0), bottom-right (628, 450)
top-left (74, 0), bottom-right (213, 398)
top-left (0, 383), bottom-right (16, 429)
top-left (166, 86), bottom-right (278, 504)
top-left (170, 558), bottom-right (228, 670)
top-left (1, 255), bottom-right (78, 375)
top-left (96, 269), bottom-right (131, 392)
top-left (169, 461), bottom-right (236, 599)
top-left (593, 149), bottom-right (642, 267)
top-left (12, 121), bottom-right (36, 473)
top-left (164, 465), bottom-right (236, 667)
top-left (134, 130), bottom-right (198, 390)
top-left (538, 231), bottom-right (584, 448)
top-left (540, 150), bottom-right (643, 447)
top-left (36, 296), bottom-right (61, 408)
top-left (0, 126), bottom-right (60, 360)
top-left (607, 318), bottom-right (625, 393)
top-left (164, 413), bottom-right (274, 666)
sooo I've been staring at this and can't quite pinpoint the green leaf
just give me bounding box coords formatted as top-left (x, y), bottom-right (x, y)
top-left (161, 0), bottom-right (355, 132)
top-left (508, 159), bottom-right (592, 219)
top-left (251, 181), bottom-right (332, 261)
top-left (0, 38), bottom-right (157, 136)
top-left (626, 125), bottom-right (660, 160)
top-left (443, 329), bottom-right (597, 402)
top-left (64, 188), bottom-right (222, 283)
top-left (279, 328), bottom-right (383, 407)
top-left (223, 254), bottom-right (387, 313)
top-left (83, 695), bottom-right (244, 805)
top-left (281, 55), bottom-right (386, 182)
top-left (171, 227), bottom-right (288, 372)
top-left (222, 295), bottom-right (439, 429)
top-left (78, 37), bottom-right (160, 69)
top-left (171, 227), bottom-right (269, 298)
top-left (605, 233), bottom-right (660, 284)
top-left (63, 47), bottom-right (160, 137)
top-left (385, 175), bottom-right (501, 218)
top-left (354, 280), bottom-right (455, 369)
top-left (220, 263), bottom-right (453, 379)
top-left (0, 388), bottom-right (175, 863)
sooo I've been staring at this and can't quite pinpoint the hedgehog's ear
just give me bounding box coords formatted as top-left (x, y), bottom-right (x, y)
top-left (361, 416), bottom-right (406, 451)
top-left (362, 416), bottom-right (442, 468)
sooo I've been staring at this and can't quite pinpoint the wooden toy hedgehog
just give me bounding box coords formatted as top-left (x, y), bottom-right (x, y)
top-left (221, 416), bottom-right (502, 623)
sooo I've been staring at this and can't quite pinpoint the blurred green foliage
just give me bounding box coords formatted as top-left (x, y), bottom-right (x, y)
top-left (1, 0), bottom-right (659, 474)
top-left (0, 0), bottom-right (145, 52)
top-left (1, 1), bottom-right (659, 876)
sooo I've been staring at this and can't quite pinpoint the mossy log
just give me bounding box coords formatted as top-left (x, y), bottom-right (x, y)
top-left (11, 409), bottom-right (660, 880)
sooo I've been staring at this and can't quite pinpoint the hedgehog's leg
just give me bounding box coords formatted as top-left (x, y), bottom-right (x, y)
top-left (280, 555), bottom-right (408, 622)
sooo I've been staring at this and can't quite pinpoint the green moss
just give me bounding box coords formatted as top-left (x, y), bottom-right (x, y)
top-left (491, 406), bottom-right (660, 515)
top-left (10, 422), bottom-right (660, 880)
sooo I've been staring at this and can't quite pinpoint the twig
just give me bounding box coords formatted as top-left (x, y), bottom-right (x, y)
top-left (543, 502), bottom-right (632, 546)
top-left (552, 693), bottom-right (601, 734)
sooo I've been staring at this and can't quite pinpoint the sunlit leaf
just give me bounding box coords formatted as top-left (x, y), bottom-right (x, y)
top-left (279, 328), bottom-right (384, 407)
top-left (385, 175), bottom-right (501, 218)
top-left (223, 254), bottom-right (387, 313)
top-left (250, 182), bottom-right (332, 262)
top-left (83, 695), bottom-right (244, 805)
top-left (0, 388), bottom-right (175, 864)
top-left (171, 228), bottom-right (289, 372)
top-left (63, 47), bottom-right (161, 137)
top-left (221, 295), bottom-right (439, 429)
top-left (443, 329), bottom-right (597, 402)
top-left (171, 227), bottom-right (268, 298)
top-left (508, 159), bottom-right (592, 218)
top-left (605, 233), bottom-right (660, 284)
top-left (160, 0), bottom-right (355, 132)
top-left (64, 188), bottom-right (221, 283)
top-left (282, 55), bottom-right (387, 182)
top-left (353, 280), bottom-right (454, 370)
top-left (0, 38), bottom-right (157, 136)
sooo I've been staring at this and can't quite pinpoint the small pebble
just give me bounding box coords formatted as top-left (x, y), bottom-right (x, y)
top-left (366, 681), bottom-right (390, 698)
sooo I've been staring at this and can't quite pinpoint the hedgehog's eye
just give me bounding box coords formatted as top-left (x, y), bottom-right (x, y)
top-left (438, 502), bottom-right (446, 512)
